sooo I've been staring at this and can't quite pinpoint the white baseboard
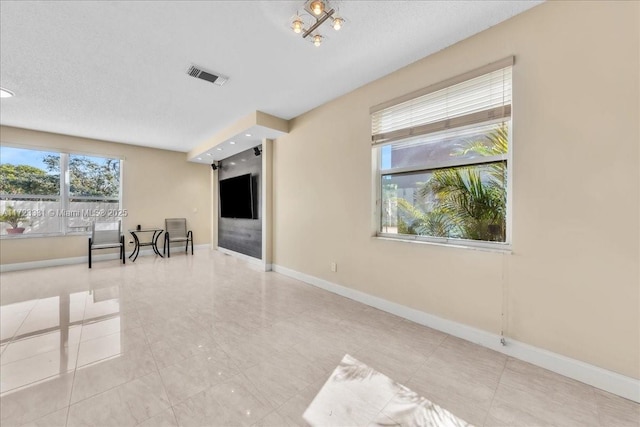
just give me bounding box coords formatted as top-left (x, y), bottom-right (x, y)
top-left (216, 247), bottom-right (271, 271)
top-left (0, 244), bottom-right (211, 272)
top-left (1, 252), bottom-right (121, 272)
top-left (272, 264), bottom-right (640, 403)
top-left (164, 244), bottom-right (209, 254)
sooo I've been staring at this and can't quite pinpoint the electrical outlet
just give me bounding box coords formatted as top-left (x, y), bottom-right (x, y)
top-left (330, 262), bottom-right (337, 272)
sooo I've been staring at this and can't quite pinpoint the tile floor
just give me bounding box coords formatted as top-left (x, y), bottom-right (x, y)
top-left (0, 249), bottom-right (638, 427)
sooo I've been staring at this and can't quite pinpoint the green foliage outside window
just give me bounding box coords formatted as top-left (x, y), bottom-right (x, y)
top-left (43, 155), bottom-right (120, 198)
top-left (390, 124), bottom-right (508, 242)
top-left (1, 155), bottom-right (119, 198)
top-left (0, 164), bottom-right (59, 195)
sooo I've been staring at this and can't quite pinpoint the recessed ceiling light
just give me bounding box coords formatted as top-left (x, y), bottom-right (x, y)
top-left (206, 153), bottom-right (212, 156)
top-left (197, 157), bottom-right (202, 160)
top-left (229, 141), bottom-right (236, 145)
top-left (216, 148), bottom-right (223, 151)
top-left (230, 162), bottom-right (236, 165)
top-left (0, 88), bottom-right (15, 98)
top-left (241, 159), bottom-right (246, 162)
top-left (245, 133), bottom-right (252, 137)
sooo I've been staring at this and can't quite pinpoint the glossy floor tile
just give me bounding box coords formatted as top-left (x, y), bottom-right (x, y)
top-left (0, 249), bottom-right (638, 427)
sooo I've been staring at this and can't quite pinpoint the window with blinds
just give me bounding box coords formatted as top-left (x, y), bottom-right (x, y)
top-left (373, 58), bottom-right (513, 247)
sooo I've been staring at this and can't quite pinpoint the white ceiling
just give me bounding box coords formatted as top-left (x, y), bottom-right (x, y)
top-left (0, 1), bottom-right (541, 153)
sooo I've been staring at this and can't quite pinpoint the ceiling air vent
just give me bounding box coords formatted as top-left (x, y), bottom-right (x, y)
top-left (186, 65), bottom-right (228, 86)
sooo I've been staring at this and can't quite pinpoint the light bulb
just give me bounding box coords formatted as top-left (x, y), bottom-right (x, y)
top-left (313, 34), bottom-right (322, 47)
top-left (292, 17), bottom-right (304, 34)
top-left (310, 0), bottom-right (324, 15)
top-left (333, 17), bottom-right (343, 31)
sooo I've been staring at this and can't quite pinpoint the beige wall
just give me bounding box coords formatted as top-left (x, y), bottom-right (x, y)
top-left (272, 1), bottom-right (640, 379)
top-left (0, 126), bottom-right (211, 264)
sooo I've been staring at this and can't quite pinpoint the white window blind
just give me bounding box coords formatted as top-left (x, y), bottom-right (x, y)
top-left (372, 61), bottom-right (512, 145)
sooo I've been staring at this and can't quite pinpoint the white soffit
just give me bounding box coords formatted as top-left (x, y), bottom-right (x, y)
top-left (0, 1), bottom-right (543, 152)
top-left (189, 111), bottom-right (288, 163)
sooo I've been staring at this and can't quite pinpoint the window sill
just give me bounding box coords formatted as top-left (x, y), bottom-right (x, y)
top-left (375, 233), bottom-right (512, 254)
top-left (0, 232), bottom-right (90, 240)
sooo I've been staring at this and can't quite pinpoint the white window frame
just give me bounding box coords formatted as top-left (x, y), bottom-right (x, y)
top-left (0, 145), bottom-right (123, 239)
top-left (371, 58), bottom-right (514, 251)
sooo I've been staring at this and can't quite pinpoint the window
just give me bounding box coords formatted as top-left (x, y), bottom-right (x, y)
top-left (0, 146), bottom-right (122, 237)
top-left (372, 58), bottom-right (512, 247)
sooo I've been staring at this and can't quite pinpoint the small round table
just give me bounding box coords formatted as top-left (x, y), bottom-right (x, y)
top-left (128, 228), bottom-right (164, 262)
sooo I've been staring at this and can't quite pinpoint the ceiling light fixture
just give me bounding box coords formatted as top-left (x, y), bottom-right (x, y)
top-left (310, 0), bottom-right (324, 15)
top-left (332, 16), bottom-right (344, 30)
top-left (290, 0), bottom-right (346, 47)
top-left (229, 141), bottom-right (236, 145)
top-left (245, 133), bottom-right (252, 137)
top-left (0, 87), bottom-right (15, 98)
top-left (216, 148), bottom-right (223, 151)
top-left (292, 16), bottom-right (304, 34)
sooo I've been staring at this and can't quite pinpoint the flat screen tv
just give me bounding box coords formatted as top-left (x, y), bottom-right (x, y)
top-left (219, 174), bottom-right (254, 219)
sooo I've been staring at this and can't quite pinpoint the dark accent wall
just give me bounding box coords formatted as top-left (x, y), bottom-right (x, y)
top-left (217, 146), bottom-right (262, 259)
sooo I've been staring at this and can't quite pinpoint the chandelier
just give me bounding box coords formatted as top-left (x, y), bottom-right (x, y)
top-left (291, 0), bottom-right (345, 47)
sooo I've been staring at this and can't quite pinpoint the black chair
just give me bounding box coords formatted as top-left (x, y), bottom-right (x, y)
top-left (163, 218), bottom-right (193, 258)
top-left (88, 221), bottom-right (125, 268)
